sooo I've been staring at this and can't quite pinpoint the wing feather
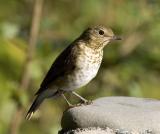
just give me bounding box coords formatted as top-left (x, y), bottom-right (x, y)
top-left (35, 44), bottom-right (76, 95)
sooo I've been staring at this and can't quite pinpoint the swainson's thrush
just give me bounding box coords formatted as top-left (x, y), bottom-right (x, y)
top-left (26, 26), bottom-right (121, 120)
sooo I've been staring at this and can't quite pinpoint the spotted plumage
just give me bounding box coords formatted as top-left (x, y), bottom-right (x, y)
top-left (26, 26), bottom-right (121, 120)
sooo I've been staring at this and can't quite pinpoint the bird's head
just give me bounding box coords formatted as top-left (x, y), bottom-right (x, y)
top-left (80, 26), bottom-right (121, 49)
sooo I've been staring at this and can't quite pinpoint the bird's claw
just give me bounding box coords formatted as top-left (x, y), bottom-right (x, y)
top-left (67, 100), bottom-right (93, 110)
top-left (81, 100), bottom-right (93, 105)
top-left (68, 104), bottom-right (76, 108)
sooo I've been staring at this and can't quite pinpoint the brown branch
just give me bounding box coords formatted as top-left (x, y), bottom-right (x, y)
top-left (9, 0), bottom-right (44, 134)
top-left (20, 0), bottom-right (44, 91)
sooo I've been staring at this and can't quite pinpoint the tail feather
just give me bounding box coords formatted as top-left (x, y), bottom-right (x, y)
top-left (26, 95), bottom-right (44, 120)
top-left (26, 90), bottom-right (61, 120)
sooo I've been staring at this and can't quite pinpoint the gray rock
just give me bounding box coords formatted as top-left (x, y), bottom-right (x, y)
top-left (58, 127), bottom-right (153, 134)
top-left (59, 127), bottom-right (115, 134)
top-left (61, 97), bottom-right (160, 133)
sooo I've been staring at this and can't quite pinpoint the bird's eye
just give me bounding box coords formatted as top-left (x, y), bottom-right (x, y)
top-left (99, 30), bottom-right (104, 35)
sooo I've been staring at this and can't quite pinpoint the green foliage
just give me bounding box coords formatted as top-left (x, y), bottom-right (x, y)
top-left (0, 0), bottom-right (160, 134)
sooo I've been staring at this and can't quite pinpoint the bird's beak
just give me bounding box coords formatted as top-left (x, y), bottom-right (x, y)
top-left (110, 35), bottom-right (122, 41)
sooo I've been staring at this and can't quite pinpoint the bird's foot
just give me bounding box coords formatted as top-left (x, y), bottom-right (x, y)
top-left (67, 100), bottom-right (93, 110)
top-left (68, 104), bottom-right (77, 109)
top-left (67, 104), bottom-right (81, 110)
top-left (80, 100), bottom-right (93, 105)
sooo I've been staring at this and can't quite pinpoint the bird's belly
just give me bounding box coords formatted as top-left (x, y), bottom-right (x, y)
top-left (57, 49), bottom-right (103, 91)
top-left (60, 62), bottom-right (101, 91)
top-left (74, 66), bottom-right (98, 87)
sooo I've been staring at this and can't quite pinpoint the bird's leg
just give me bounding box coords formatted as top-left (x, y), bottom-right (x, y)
top-left (61, 93), bottom-right (74, 107)
top-left (71, 91), bottom-right (90, 104)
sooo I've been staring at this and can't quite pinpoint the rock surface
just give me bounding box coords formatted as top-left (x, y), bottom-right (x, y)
top-left (61, 97), bottom-right (160, 133)
top-left (59, 127), bottom-right (152, 134)
top-left (59, 127), bottom-right (115, 134)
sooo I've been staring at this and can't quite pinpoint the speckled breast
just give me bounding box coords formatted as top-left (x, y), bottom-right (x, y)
top-left (62, 47), bottom-right (103, 91)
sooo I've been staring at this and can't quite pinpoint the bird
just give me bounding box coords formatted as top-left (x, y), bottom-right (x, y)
top-left (26, 25), bottom-right (121, 120)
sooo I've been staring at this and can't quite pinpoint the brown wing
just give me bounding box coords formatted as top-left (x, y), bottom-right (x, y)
top-left (35, 44), bottom-right (76, 95)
